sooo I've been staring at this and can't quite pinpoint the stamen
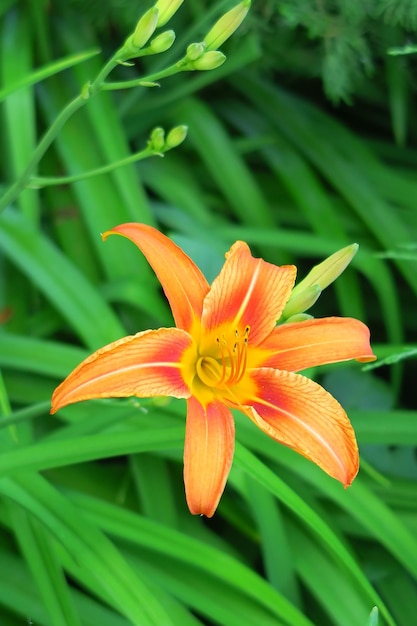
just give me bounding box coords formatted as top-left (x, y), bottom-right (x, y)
top-left (214, 326), bottom-right (250, 387)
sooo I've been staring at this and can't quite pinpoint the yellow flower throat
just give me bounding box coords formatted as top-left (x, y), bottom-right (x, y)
top-left (196, 326), bottom-right (250, 389)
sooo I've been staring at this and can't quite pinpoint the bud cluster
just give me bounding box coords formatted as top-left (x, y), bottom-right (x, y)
top-left (122, 0), bottom-right (184, 59)
top-left (122, 0), bottom-right (250, 68)
top-left (148, 125), bottom-right (189, 153)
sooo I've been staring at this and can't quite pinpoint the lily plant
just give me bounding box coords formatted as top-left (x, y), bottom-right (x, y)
top-left (51, 223), bottom-right (376, 516)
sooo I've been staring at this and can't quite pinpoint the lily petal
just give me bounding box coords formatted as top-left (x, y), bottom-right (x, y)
top-left (241, 368), bottom-right (359, 486)
top-left (255, 317), bottom-right (376, 372)
top-left (103, 223), bottom-right (210, 332)
top-left (184, 397), bottom-right (235, 517)
top-left (201, 241), bottom-right (296, 347)
top-left (51, 328), bottom-right (194, 413)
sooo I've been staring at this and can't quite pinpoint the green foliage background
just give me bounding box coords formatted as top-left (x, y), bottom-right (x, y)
top-left (1, 0), bottom-right (417, 625)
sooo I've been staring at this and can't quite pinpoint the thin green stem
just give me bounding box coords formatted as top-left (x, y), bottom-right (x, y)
top-left (28, 146), bottom-right (157, 188)
top-left (0, 93), bottom-right (86, 213)
top-left (101, 61), bottom-right (188, 91)
top-left (0, 42), bottom-right (186, 212)
top-left (0, 50), bottom-right (121, 214)
top-left (90, 52), bottom-right (121, 91)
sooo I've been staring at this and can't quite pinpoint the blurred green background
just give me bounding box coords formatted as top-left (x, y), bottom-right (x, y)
top-left (0, 1), bottom-right (417, 625)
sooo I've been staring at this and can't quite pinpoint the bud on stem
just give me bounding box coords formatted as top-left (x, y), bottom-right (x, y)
top-left (132, 7), bottom-right (159, 49)
top-left (149, 30), bottom-right (176, 53)
top-left (281, 243), bottom-right (359, 320)
top-left (191, 51), bottom-right (226, 70)
top-left (204, 0), bottom-right (251, 51)
top-left (155, 0), bottom-right (184, 27)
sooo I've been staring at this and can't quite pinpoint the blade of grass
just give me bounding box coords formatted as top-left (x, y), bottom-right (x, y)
top-left (0, 209), bottom-right (125, 348)
top-left (174, 97), bottom-right (277, 229)
top-left (0, 473), bottom-right (176, 626)
top-left (130, 454), bottom-right (179, 527)
top-left (235, 76), bottom-right (417, 297)
top-left (288, 521), bottom-right (373, 626)
top-left (244, 474), bottom-right (301, 606)
top-left (6, 502), bottom-right (82, 626)
top-left (0, 5), bottom-right (39, 222)
top-left (0, 543), bottom-right (132, 625)
top-left (232, 441), bottom-right (394, 626)
top-left (0, 49), bottom-right (100, 102)
top-left (0, 334), bottom-right (88, 378)
top-left (0, 425), bottom-right (184, 476)
top-left (237, 417), bottom-right (417, 593)
top-left (71, 491), bottom-right (315, 626)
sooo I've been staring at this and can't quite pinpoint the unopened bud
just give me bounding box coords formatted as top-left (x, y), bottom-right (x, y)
top-left (295, 244), bottom-right (359, 295)
top-left (204, 0), bottom-right (250, 51)
top-left (149, 127), bottom-right (165, 151)
top-left (186, 42), bottom-right (206, 61)
top-left (155, 0), bottom-right (184, 27)
top-left (132, 7), bottom-right (159, 49)
top-left (191, 50), bottom-right (226, 71)
top-left (165, 125), bottom-right (188, 149)
top-left (149, 30), bottom-right (176, 53)
top-left (281, 284), bottom-right (321, 320)
top-left (283, 313), bottom-right (314, 324)
top-left (281, 243), bottom-right (358, 320)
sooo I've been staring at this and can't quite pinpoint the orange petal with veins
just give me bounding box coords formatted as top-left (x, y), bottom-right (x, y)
top-left (51, 328), bottom-right (193, 413)
top-left (255, 317), bottom-right (376, 372)
top-left (184, 397), bottom-right (235, 517)
top-left (201, 241), bottom-right (296, 348)
top-left (103, 223), bottom-right (210, 333)
top-left (241, 368), bottom-right (359, 486)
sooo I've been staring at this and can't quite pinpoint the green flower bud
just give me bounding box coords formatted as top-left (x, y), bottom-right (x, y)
top-left (294, 243), bottom-right (359, 295)
top-left (281, 243), bottom-right (358, 320)
top-left (283, 313), bottom-right (314, 324)
top-left (165, 125), bottom-right (188, 149)
top-left (186, 42), bottom-right (206, 61)
top-left (191, 50), bottom-right (226, 71)
top-left (155, 0), bottom-right (184, 27)
top-left (203, 0), bottom-right (251, 51)
top-left (149, 30), bottom-right (176, 53)
top-left (281, 284), bottom-right (321, 320)
top-left (149, 126), bottom-right (165, 151)
top-left (132, 7), bottom-right (159, 49)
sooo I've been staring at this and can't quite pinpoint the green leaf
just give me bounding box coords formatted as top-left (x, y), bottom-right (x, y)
top-left (0, 48), bottom-right (100, 103)
top-left (0, 473), bottom-right (176, 626)
top-left (0, 209), bottom-right (124, 348)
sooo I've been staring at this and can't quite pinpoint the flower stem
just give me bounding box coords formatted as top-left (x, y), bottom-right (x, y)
top-left (0, 51), bottom-right (121, 214)
top-left (0, 42), bottom-right (188, 212)
top-left (101, 61), bottom-right (187, 91)
top-left (0, 93), bottom-right (85, 213)
top-left (28, 146), bottom-right (156, 188)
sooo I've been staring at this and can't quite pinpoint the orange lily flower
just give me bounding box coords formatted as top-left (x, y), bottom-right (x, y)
top-left (51, 223), bottom-right (376, 517)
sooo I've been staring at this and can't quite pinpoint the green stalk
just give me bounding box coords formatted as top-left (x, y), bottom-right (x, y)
top-left (29, 146), bottom-right (155, 188)
top-left (0, 51), bottom-right (121, 213)
top-left (101, 62), bottom-right (187, 91)
top-left (0, 93), bottom-right (85, 212)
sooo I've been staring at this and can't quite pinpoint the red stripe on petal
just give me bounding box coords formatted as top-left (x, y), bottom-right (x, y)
top-left (242, 368), bottom-right (359, 486)
top-left (257, 317), bottom-right (376, 372)
top-left (184, 397), bottom-right (235, 517)
top-left (201, 241), bottom-right (296, 347)
top-left (103, 224), bottom-right (210, 332)
top-left (51, 328), bottom-right (194, 413)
